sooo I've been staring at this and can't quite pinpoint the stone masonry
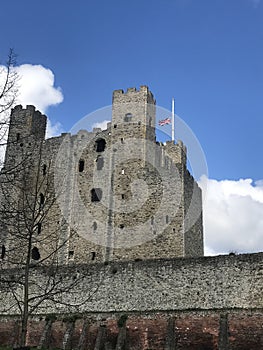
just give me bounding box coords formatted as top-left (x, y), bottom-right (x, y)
top-left (0, 85), bottom-right (203, 266)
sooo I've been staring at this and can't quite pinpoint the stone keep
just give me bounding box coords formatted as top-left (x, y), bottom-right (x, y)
top-left (0, 86), bottom-right (203, 265)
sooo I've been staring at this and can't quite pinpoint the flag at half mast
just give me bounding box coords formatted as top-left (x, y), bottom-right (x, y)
top-left (158, 117), bottom-right (171, 126)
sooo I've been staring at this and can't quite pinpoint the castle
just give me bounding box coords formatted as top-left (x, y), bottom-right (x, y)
top-left (0, 85), bottom-right (203, 266)
top-left (0, 86), bottom-right (262, 349)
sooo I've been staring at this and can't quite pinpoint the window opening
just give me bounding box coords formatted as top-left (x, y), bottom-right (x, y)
top-left (121, 169), bottom-right (125, 175)
top-left (42, 164), bottom-right (47, 176)
top-left (93, 221), bottom-right (97, 231)
top-left (121, 194), bottom-right (125, 199)
top-left (114, 124), bottom-right (117, 129)
top-left (40, 193), bottom-right (45, 207)
top-left (121, 138), bottom-right (124, 143)
top-left (91, 188), bottom-right (102, 202)
top-left (16, 133), bottom-right (20, 141)
top-left (91, 251), bottom-right (96, 260)
top-left (31, 247), bottom-right (40, 261)
top-left (68, 250), bottom-right (74, 258)
top-left (96, 156), bottom-right (104, 170)
top-left (95, 138), bottom-right (106, 152)
top-left (120, 224), bottom-right (124, 229)
top-left (151, 217), bottom-right (154, 225)
top-left (166, 215), bottom-right (169, 224)
top-left (124, 113), bottom-right (132, 122)
top-left (79, 159), bottom-right (85, 172)
top-left (1, 245), bottom-right (6, 259)
top-left (37, 222), bottom-right (42, 234)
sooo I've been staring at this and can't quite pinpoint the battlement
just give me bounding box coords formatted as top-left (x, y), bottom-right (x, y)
top-left (4, 104), bottom-right (47, 167)
top-left (112, 85), bottom-right (155, 104)
top-left (11, 104), bottom-right (46, 118)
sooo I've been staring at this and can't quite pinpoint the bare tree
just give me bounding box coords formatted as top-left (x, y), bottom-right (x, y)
top-left (0, 49), bottom-right (19, 176)
top-left (0, 49), bottom-right (19, 148)
top-left (0, 49), bottom-right (18, 114)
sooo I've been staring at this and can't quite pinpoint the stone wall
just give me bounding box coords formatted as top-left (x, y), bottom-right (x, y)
top-left (0, 253), bottom-right (262, 315)
top-left (0, 253), bottom-right (262, 349)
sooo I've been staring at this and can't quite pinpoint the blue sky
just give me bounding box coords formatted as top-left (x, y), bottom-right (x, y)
top-left (1, 0), bottom-right (263, 254)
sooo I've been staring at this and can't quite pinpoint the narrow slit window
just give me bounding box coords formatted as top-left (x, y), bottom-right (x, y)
top-left (91, 252), bottom-right (96, 261)
top-left (16, 133), bottom-right (20, 141)
top-left (1, 245), bottom-right (6, 259)
top-left (93, 221), bottom-right (97, 231)
top-left (37, 222), bottom-right (42, 234)
top-left (42, 164), bottom-right (47, 176)
top-left (40, 193), bottom-right (45, 207)
top-left (166, 215), bottom-right (169, 224)
top-left (79, 159), bottom-right (85, 172)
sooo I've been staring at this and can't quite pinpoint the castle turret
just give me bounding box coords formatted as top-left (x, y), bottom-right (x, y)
top-left (3, 105), bottom-right (47, 169)
top-left (111, 86), bottom-right (156, 143)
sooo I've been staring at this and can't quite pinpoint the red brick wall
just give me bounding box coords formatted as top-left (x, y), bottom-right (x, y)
top-left (0, 311), bottom-right (262, 349)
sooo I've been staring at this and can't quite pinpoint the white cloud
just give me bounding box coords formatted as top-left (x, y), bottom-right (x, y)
top-left (0, 63), bottom-right (64, 141)
top-left (199, 177), bottom-right (263, 255)
top-left (46, 119), bottom-right (63, 139)
top-left (91, 120), bottom-right (110, 130)
top-left (15, 64), bottom-right (63, 113)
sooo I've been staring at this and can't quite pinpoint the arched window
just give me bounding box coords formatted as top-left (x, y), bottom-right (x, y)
top-left (31, 247), bottom-right (40, 261)
top-left (124, 113), bottom-right (132, 122)
top-left (95, 139), bottom-right (106, 152)
top-left (79, 159), bottom-right (85, 172)
top-left (91, 188), bottom-right (102, 202)
top-left (96, 156), bottom-right (104, 170)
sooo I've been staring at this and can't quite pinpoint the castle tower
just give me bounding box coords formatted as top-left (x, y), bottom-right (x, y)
top-left (0, 106), bottom-right (47, 263)
top-left (111, 86), bottom-right (156, 143)
top-left (3, 105), bottom-right (47, 169)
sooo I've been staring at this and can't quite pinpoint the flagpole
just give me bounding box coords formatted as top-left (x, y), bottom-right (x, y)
top-left (172, 97), bottom-right (175, 142)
